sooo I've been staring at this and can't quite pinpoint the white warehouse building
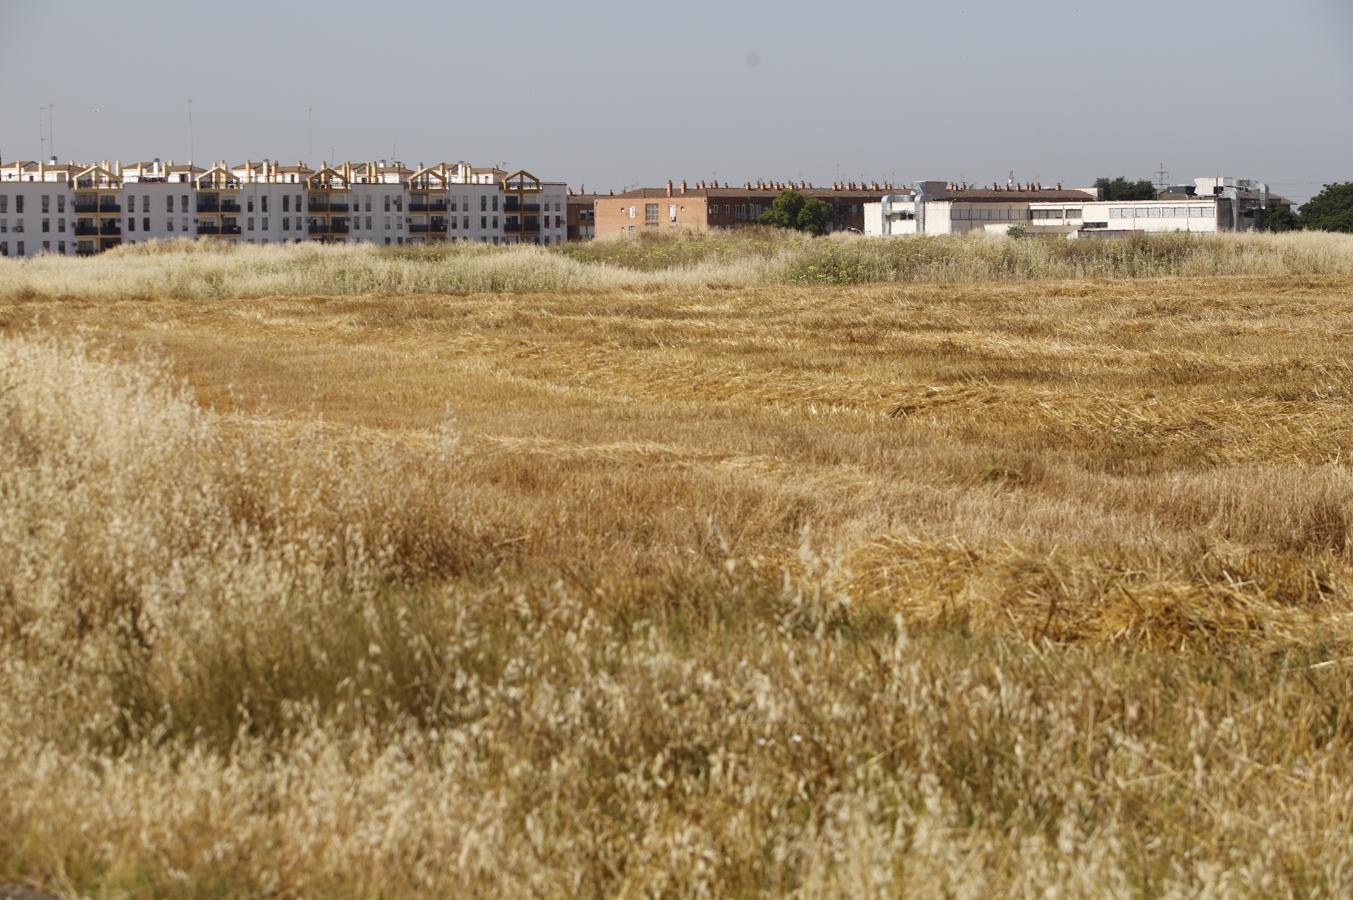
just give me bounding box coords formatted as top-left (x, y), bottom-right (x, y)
top-left (0, 157), bottom-right (568, 257)
top-left (864, 177), bottom-right (1288, 239)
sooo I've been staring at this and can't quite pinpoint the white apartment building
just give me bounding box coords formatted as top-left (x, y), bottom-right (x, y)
top-left (0, 157), bottom-right (567, 257)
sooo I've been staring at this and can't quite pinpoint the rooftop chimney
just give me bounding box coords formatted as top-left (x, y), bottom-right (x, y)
top-left (666, 179), bottom-right (673, 197)
top-left (680, 179), bottom-right (687, 194)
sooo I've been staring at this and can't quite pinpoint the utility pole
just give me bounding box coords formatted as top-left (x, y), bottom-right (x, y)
top-left (1153, 160), bottom-right (1170, 191)
top-left (187, 98), bottom-right (195, 163)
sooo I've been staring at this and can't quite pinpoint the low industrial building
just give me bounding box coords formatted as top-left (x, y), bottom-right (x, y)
top-left (866, 181), bottom-right (1097, 237)
top-left (865, 177), bottom-right (1290, 238)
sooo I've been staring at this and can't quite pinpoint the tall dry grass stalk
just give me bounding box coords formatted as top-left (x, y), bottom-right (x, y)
top-left (4, 254), bottom-right (1353, 895)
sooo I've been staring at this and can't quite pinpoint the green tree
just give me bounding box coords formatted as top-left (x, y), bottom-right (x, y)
top-left (759, 190), bottom-right (805, 230)
top-left (760, 190), bottom-right (833, 235)
top-left (1094, 176), bottom-right (1157, 201)
top-left (795, 197), bottom-right (831, 235)
top-left (1299, 183), bottom-right (1353, 233)
top-left (1260, 204), bottom-right (1300, 233)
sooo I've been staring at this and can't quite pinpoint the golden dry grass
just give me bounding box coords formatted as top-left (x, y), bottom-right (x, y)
top-left (3, 234), bottom-right (1353, 896)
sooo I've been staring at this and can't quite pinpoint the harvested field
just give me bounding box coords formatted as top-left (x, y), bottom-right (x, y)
top-left (3, 233), bottom-right (1353, 896)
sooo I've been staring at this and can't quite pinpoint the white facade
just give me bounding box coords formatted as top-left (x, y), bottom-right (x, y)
top-left (863, 194), bottom-right (918, 236)
top-left (1075, 200), bottom-right (1220, 235)
top-left (0, 156), bottom-right (568, 257)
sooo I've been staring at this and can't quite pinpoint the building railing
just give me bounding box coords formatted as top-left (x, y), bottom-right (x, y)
top-left (410, 201), bottom-right (448, 212)
top-left (220, 224), bottom-right (242, 235)
top-left (505, 201), bottom-right (540, 212)
top-left (197, 223), bottom-right (220, 235)
top-left (309, 221), bottom-right (350, 235)
top-left (220, 201), bottom-right (241, 213)
top-left (74, 223), bottom-right (99, 236)
top-left (504, 220), bottom-right (540, 233)
top-left (197, 201), bottom-right (220, 213)
top-left (99, 223), bottom-right (122, 236)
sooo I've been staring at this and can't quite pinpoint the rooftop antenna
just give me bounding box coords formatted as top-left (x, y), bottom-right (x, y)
top-left (307, 107), bottom-right (314, 161)
top-left (38, 106), bottom-right (45, 160)
top-left (1154, 160), bottom-right (1170, 191)
top-left (47, 102), bottom-right (55, 160)
top-left (187, 98), bottom-right (195, 163)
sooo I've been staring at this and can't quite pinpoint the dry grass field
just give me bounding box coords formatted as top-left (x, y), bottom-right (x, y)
top-left (3, 232), bottom-right (1353, 896)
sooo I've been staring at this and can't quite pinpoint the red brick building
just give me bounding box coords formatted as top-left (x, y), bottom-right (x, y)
top-left (591, 180), bottom-right (909, 238)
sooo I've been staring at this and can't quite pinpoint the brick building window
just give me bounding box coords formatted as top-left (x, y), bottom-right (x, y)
top-left (645, 203), bottom-right (658, 224)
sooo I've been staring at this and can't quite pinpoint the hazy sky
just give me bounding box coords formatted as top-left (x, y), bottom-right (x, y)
top-left (2, 0), bottom-right (1349, 202)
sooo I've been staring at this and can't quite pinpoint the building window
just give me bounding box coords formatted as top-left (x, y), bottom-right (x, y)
top-left (167, 195), bottom-right (174, 212)
top-left (58, 218), bottom-right (65, 233)
top-left (247, 198), bottom-right (254, 213)
top-left (142, 195), bottom-right (150, 213)
top-left (366, 216), bottom-right (372, 230)
top-left (42, 218), bottom-right (50, 233)
top-left (491, 196), bottom-right (498, 212)
top-left (628, 205), bottom-right (636, 219)
top-left (42, 195), bottom-right (50, 213)
top-left (0, 197), bottom-right (6, 213)
top-left (16, 196), bottom-right (23, 213)
top-left (645, 203), bottom-right (659, 224)
top-left (262, 217), bottom-right (268, 230)
top-left (58, 241), bottom-right (65, 254)
top-left (181, 195), bottom-right (189, 212)
top-left (480, 195), bottom-right (487, 212)
top-left (143, 217), bottom-right (150, 232)
top-left (384, 196), bottom-right (391, 212)
top-left (283, 217), bottom-right (290, 231)
top-left (282, 195), bottom-right (290, 212)
top-left (296, 194), bottom-right (303, 212)
top-left (127, 218), bottom-right (135, 232)
top-left (57, 196), bottom-right (65, 213)
top-left (261, 196), bottom-right (268, 213)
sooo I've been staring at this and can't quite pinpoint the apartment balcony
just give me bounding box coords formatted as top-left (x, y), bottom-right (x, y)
top-left (220, 224), bottom-right (242, 236)
top-left (504, 219), bottom-right (540, 233)
top-left (220, 201), bottom-right (241, 214)
top-left (197, 223), bottom-right (220, 235)
top-left (504, 200), bottom-right (540, 213)
top-left (99, 223), bottom-right (122, 236)
top-left (76, 201), bottom-right (121, 214)
top-left (196, 201), bottom-right (220, 213)
top-left (309, 221), bottom-right (350, 236)
top-left (306, 200), bottom-right (349, 213)
top-left (74, 223), bottom-right (99, 236)
top-left (410, 200), bottom-right (448, 213)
